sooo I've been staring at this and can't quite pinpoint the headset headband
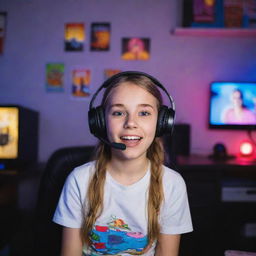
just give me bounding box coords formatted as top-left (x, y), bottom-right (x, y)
top-left (89, 71), bottom-right (175, 111)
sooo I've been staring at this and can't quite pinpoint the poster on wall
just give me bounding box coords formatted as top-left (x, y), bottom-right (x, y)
top-left (90, 23), bottom-right (111, 51)
top-left (224, 0), bottom-right (244, 27)
top-left (121, 38), bottom-right (150, 61)
top-left (65, 23), bottom-right (85, 52)
top-left (71, 68), bottom-right (91, 98)
top-left (45, 63), bottom-right (65, 92)
top-left (245, 0), bottom-right (256, 27)
top-left (183, 0), bottom-right (223, 27)
top-left (193, 0), bottom-right (216, 22)
top-left (104, 69), bottom-right (121, 80)
top-left (0, 12), bottom-right (7, 55)
top-left (224, 0), bottom-right (256, 28)
top-left (183, 0), bottom-right (256, 28)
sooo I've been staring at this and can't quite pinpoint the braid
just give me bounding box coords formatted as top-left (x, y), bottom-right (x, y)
top-left (147, 138), bottom-right (164, 245)
top-left (82, 143), bottom-right (110, 245)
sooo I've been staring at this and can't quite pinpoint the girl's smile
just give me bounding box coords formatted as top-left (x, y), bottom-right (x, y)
top-left (119, 134), bottom-right (142, 147)
top-left (105, 82), bottom-right (158, 160)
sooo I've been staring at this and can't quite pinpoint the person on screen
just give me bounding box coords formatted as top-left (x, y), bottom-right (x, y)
top-left (222, 89), bottom-right (256, 124)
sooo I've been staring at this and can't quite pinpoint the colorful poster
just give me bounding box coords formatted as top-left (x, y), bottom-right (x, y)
top-left (0, 107), bottom-right (18, 159)
top-left (72, 68), bottom-right (91, 97)
top-left (193, 0), bottom-right (216, 22)
top-left (0, 12), bottom-right (7, 55)
top-left (244, 0), bottom-right (256, 27)
top-left (45, 63), bottom-right (65, 92)
top-left (104, 69), bottom-right (121, 80)
top-left (224, 0), bottom-right (243, 27)
top-left (65, 23), bottom-right (85, 51)
top-left (183, 0), bottom-right (224, 27)
top-left (90, 23), bottom-right (111, 51)
top-left (121, 38), bottom-right (150, 61)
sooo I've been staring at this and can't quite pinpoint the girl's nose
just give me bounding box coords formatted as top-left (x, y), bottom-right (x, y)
top-left (124, 114), bottom-right (138, 129)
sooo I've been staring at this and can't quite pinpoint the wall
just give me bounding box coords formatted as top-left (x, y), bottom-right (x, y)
top-left (1, 0), bottom-right (256, 162)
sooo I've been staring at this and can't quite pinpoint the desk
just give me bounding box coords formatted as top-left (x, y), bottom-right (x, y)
top-left (0, 170), bottom-right (20, 249)
top-left (176, 155), bottom-right (256, 256)
top-left (0, 165), bottom-right (43, 251)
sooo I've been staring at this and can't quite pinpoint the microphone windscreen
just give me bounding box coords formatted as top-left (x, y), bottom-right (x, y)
top-left (112, 142), bottom-right (126, 150)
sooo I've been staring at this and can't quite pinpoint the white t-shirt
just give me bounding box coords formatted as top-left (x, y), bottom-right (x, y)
top-left (53, 161), bottom-right (193, 255)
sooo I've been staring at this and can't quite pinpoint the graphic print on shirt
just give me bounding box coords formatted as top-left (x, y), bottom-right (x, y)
top-left (89, 215), bottom-right (148, 255)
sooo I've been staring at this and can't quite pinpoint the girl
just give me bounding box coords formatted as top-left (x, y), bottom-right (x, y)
top-left (53, 71), bottom-right (193, 256)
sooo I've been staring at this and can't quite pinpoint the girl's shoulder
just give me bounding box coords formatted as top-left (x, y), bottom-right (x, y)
top-left (67, 160), bottom-right (96, 182)
top-left (161, 165), bottom-right (187, 193)
top-left (162, 165), bottom-right (183, 180)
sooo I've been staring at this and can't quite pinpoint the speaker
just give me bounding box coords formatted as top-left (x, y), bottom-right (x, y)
top-left (163, 124), bottom-right (190, 167)
top-left (208, 143), bottom-right (235, 161)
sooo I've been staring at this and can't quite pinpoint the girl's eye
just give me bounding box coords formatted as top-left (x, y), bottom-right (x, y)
top-left (112, 111), bottom-right (124, 116)
top-left (139, 111), bottom-right (151, 116)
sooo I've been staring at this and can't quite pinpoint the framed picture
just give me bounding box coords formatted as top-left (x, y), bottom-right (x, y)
top-left (121, 38), bottom-right (150, 61)
top-left (45, 63), bottom-right (65, 92)
top-left (193, 0), bottom-right (216, 23)
top-left (65, 23), bottom-right (85, 52)
top-left (104, 69), bottom-right (121, 80)
top-left (0, 12), bottom-right (7, 55)
top-left (71, 68), bottom-right (91, 98)
top-left (90, 23), bottom-right (111, 51)
top-left (182, 0), bottom-right (223, 27)
top-left (182, 0), bottom-right (256, 28)
top-left (224, 0), bottom-right (256, 28)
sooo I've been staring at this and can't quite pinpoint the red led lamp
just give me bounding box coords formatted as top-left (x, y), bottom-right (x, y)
top-left (238, 141), bottom-right (255, 162)
top-left (240, 141), bottom-right (254, 156)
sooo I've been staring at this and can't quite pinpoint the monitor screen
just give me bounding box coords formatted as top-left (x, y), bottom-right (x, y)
top-left (0, 107), bottom-right (19, 159)
top-left (0, 105), bottom-right (39, 170)
top-left (209, 82), bottom-right (256, 129)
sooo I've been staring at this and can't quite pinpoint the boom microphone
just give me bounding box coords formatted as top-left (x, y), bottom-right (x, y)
top-left (99, 137), bottom-right (126, 150)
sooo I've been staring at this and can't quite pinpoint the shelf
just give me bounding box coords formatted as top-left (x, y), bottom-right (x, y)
top-left (171, 27), bottom-right (256, 37)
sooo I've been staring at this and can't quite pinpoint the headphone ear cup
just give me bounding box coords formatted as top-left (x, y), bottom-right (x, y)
top-left (156, 106), bottom-right (175, 137)
top-left (88, 106), bottom-right (106, 138)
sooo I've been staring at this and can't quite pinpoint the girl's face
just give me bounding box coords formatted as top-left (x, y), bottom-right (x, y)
top-left (105, 82), bottom-right (158, 161)
top-left (231, 90), bottom-right (242, 108)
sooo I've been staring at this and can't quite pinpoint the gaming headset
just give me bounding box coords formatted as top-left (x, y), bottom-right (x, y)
top-left (88, 71), bottom-right (175, 150)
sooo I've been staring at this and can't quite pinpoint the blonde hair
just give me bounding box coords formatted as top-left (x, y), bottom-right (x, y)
top-left (83, 74), bottom-right (165, 248)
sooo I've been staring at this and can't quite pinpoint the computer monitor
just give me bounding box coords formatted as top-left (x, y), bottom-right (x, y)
top-left (209, 82), bottom-right (256, 130)
top-left (0, 105), bottom-right (39, 170)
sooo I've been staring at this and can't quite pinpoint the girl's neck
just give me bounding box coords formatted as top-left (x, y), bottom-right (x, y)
top-left (107, 157), bottom-right (150, 186)
top-left (234, 106), bottom-right (243, 117)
